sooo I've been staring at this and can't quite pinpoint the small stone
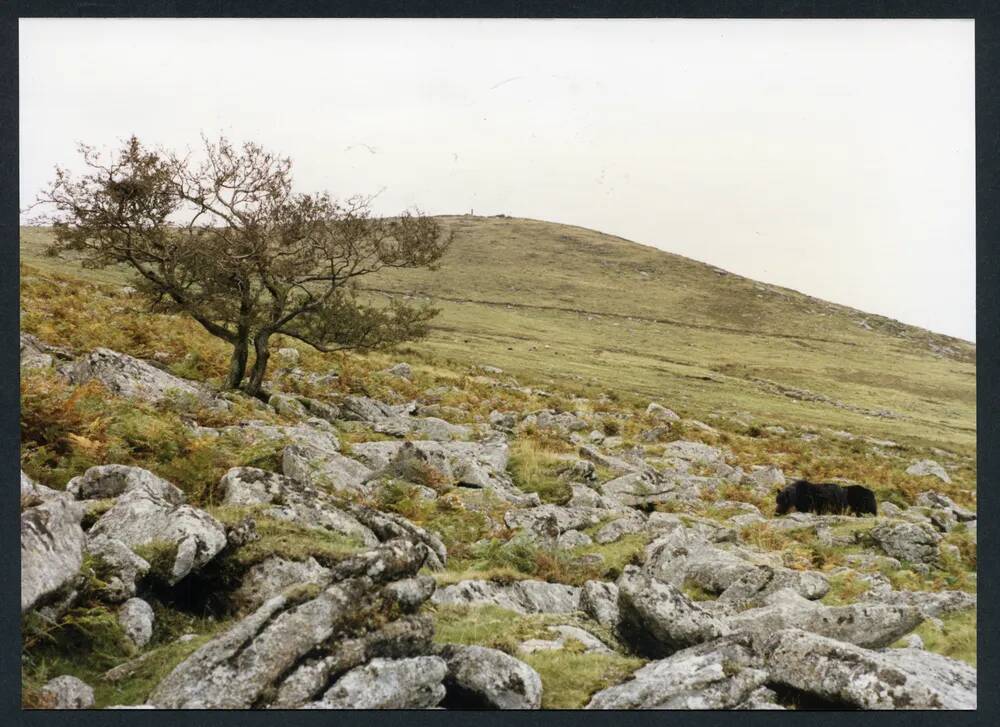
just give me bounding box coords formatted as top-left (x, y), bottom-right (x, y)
top-left (118, 598), bottom-right (155, 648)
top-left (39, 675), bottom-right (95, 709)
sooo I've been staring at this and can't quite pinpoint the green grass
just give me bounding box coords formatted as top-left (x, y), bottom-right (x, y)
top-left (891, 609), bottom-right (977, 667)
top-left (521, 650), bottom-right (646, 709)
top-left (507, 439), bottom-right (573, 504)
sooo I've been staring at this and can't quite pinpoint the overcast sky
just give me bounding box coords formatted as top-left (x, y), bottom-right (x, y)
top-left (19, 19), bottom-right (975, 341)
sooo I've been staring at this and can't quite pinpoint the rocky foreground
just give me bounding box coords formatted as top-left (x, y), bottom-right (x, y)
top-left (20, 338), bottom-right (977, 709)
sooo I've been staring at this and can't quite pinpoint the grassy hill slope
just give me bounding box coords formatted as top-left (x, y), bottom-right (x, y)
top-left (19, 217), bottom-right (976, 453)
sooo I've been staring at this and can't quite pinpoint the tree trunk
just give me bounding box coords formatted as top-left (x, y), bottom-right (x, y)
top-left (245, 333), bottom-right (272, 398)
top-left (225, 337), bottom-right (249, 390)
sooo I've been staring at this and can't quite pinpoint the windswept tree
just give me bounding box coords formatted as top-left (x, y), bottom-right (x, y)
top-left (34, 136), bottom-right (451, 396)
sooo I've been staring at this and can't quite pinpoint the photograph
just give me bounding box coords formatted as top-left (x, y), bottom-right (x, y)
top-left (17, 16), bottom-right (976, 710)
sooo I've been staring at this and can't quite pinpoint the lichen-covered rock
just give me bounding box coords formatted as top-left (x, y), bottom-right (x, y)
top-left (504, 504), bottom-right (603, 536)
top-left (488, 410), bottom-right (518, 431)
top-left (661, 440), bottom-right (724, 465)
top-left (269, 393), bottom-right (309, 419)
top-left (439, 644), bottom-right (543, 709)
top-left (906, 459), bottom-right (952, 484)
top-left (617, 568), bottom-right (727, 656)
top-left (646, 402), bottom-right (680, 422)
top-left (601, 469), bottom-right (706, 507)
top-left (375, 415), bottom-right (472, 442)
top-left (593, 510), bottom-right (646, 544)
top-left (743, 465), bottom-right (785, 491)
top-left (726, 589), bottom-right (923, 649)
top-left (89, 488), bottom-right (227, 584)
top-left (343, 503), bottom-right (448, 570)
top-left (431, 579), bottom-right (580, 615)
top-left (118, 597), bottom-right (155, 647)
top-left (220, 466), bottom-right (378, 546)
top-left (282, 444), bottom-right (374, 497)
top-left (20, 332), bottom-right (57, 369)
top-left (718, 565), bottom-right (829, 605)
top-left (644, 536), bottom-right (757, 595)
top-left (219, 421), bottom-right (341, 454)
top-left (149, 540), bottom-right (431, 708)
top-left (232, 556), bottom-right (332, 611)
top-left (761, 628), bottom-right (975, 709)
top-left (271, 615), bottom-right (435, 708)
top-left (39, 675), bottom-right (95, 709)
top-left (914, 491), bottom-right (976, 522)
top-left (579, 580), bottom-right (621, 629)
top-left (385, 362), bottom-right (413, 379)
top-left (85, 534), bottom-right (151, 603)
top-left (870, 521), bottom-right (942, 565)
top-left (309, 657), bottom-right (447, 709)
top-left (353, 439), bottom-right (537, 505)
top-left (20, 470), bottom-right (61, 505)
top-left (66, 464), bottom-right (185, 504)
top-left (65, 347), bottom-right (223, 407)
top-left (859, 588), bottom-right (976, 619)
top-left (586, 635), bottom-right (766, 709)
top-left (21, 495), bottom-right (86, 613)
top-left (556, 529), bottom-right (593, 549)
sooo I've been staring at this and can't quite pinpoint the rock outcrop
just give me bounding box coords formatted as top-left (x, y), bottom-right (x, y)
top-left (21, 495), bottom-right (86, 613)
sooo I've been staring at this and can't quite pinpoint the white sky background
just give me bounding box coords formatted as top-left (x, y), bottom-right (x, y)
top-left (19, 19), bottom-right (975, 341)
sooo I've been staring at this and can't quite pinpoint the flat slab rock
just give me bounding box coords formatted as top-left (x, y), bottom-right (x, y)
top-left (760, 628), bottom-right (976, 709)
top-left (64, 347), bottom-right (224, 408)
top-left (587, 635), bottom-right (769, 710)
top-left (431, 579), bottom-right (581, 615)
top-left (305, 657), bottom-right (447, 709)
top-left (724, 588), bottom-right (923, 649)
top-left (220, 466), bottom-right (378, 546)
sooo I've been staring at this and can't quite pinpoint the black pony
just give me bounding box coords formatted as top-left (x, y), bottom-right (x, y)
top-left (775, 480), bottom-right (878, 516)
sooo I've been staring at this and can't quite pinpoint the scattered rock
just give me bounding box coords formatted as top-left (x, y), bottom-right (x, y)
top-left (85, 534), bottom-right (151, 602)
top-left (915, 491), bottom-right (975, 522)
top-left (860, 588), bottom-right (976, 619)
top-left (439, 644), bottom-right (542, 709)
top-left (616, 568), bottom-right (727, 656)
top-left (309, 657), bottom-right (446, 709)
top-left (593, 511), bottom-right (646, 544)
top-left (89, 488), bottom-right (227, 584)
top-left (870, 521), bottom-right (942, 565)
top-left (233, 556), bottom-right (332, 612)
top-left (67, 464), bottom-right (185, 504)
top-left (579, 580), bottom-right (621, 629)
top-left (118, 598), bottom-right (155, 648)
top-left (646, 403), bottom-right (680, 422)
top-left (148, 540), bottom-right (433, 708)
top-left (65, 347), bottom-right (223, 408)
top-left (725, 588), bottom-right (923, 649)
top-left (21, 495), bottom-right (86, 613)
top-left (431, 579), bottom-right (580, 615)
top-left (906, 460), bottom-right (952, 484)
top-left (761, 628), bottom-right (975, 709)
top-left (385, 362), bottom-right (413, 379)
top-left (587, 634), bottom-right (766, 709)
top-left (39, 675), bottom-right (95, 709)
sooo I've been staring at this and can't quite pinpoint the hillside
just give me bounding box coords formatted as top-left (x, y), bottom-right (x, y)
top-left (21, 218), bottom-right (977, 454)
top-left (18, 219), bottom-right (977, 710)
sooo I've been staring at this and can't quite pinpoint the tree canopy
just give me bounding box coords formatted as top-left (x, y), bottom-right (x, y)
top-left (34, 135), bottom-right (451, 395)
